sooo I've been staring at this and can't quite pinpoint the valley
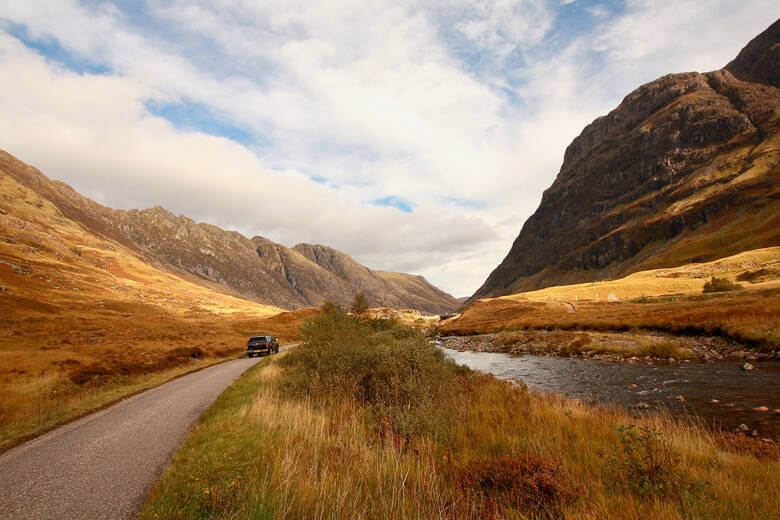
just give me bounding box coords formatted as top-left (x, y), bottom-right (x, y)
top-left (0, 11), bottom-right (778, 520)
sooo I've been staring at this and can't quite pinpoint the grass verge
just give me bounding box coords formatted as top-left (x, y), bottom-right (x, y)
top-left (0, 354), bottom-right (238, 453)
top-left (141, 307), bottom-right (779, 519)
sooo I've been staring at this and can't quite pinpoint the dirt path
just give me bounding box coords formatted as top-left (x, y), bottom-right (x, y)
top-left (0, 356), bottom-right (263, 520)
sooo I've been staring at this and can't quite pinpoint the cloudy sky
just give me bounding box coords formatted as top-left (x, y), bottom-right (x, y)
top-left (0, 1), bottom-right (776, 296)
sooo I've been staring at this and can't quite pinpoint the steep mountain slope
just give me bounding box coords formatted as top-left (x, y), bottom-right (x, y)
top-left (293, 243), bottom-right (460, 313)
top-left (0, 150), bottom-right (458, 313)
top-left (470, 21), bottom-right (780, 303)
top-left (374, 270), bottom-right (462, 313)
top-left (0, 166), bottom-right (297, 450)
top-left (725, 18), bottom-right (779, 87)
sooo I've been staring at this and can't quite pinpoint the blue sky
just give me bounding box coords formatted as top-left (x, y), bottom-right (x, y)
top-left (0, 0), bottom-right (776, 296)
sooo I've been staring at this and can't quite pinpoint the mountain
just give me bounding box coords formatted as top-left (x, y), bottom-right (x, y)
top-left (0, 150), bottom-right (459, 313)
top-left (468, 21), bottom-right (780, 304)
top-left (725, 18), bottom-right (779, 88)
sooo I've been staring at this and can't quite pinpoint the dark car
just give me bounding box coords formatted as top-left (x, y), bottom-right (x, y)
top-left (246, 335), bottom-right (279, 357)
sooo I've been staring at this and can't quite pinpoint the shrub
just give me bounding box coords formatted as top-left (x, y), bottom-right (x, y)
top-left (736, 268), bottom-right (774, 283)
top-left (349, 291), bottom-right (369, 317)
top-left (568, 333), bottom-right (592, 351)
top-left (702, 277), bottom-right (743, 293)
top-left (456, 454), bottom-right (578, 516)
top-left (603, 425), bottom-right (703, 500)
top-left (634, 340), bottom-right (687, 359)
top-left (715, 432), bottom-right (780, 461)
top-left (278, 304), bottom-right (466, 442)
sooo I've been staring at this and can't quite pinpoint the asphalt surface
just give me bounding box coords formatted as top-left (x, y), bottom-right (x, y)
top-left (0, 356), bottom-right (263, 520)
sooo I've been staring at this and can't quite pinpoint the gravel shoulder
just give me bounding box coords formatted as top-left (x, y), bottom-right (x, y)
top-left (0, 356), bottom-right (264, 520)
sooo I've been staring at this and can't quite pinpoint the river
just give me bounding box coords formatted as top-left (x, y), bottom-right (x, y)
top-left (440, 347), bottom-right (780, 440)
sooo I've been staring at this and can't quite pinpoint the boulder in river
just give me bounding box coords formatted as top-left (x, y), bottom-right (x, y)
top-left (709, 399), bottom-right (721, 404)
top-left (741, 362), bottom-right (755, 371)
top-left (753, 406), bottom-right (770, 413)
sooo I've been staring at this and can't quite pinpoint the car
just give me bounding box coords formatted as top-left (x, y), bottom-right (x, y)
top-left (246, 335), bottom-right (280, 357)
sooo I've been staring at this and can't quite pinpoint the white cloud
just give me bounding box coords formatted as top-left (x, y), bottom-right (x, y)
top-left (0, 0), bottom-right (777, 297)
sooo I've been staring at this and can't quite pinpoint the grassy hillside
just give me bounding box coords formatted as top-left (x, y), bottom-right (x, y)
top-left (499, 247), bottom-right (779, 302)
top-left (444, 248), bottom-right (780, 350)
top-left (141, 308), bottom-right (779, 519)
top-left (1, 150), bottom-right (460, 314)
top-left (0, 171), bottom-right (287, 451)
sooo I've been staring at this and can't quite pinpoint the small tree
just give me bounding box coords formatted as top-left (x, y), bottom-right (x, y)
top-left (320, 300), bottom-right (343, 313)
top-left (350, 291), bottom-right (369, 317)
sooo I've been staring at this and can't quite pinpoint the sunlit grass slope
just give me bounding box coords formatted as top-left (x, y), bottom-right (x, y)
top-left (142, 308), bottom-right (779, 520)
top-left (444, 248), bottom-right (780, 349)
top-left (0, 171), bottom-right (284, 450)
top-left (501, 247), bottom-right (779, 302)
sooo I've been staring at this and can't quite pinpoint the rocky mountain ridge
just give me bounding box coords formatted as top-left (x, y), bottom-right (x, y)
top-left (469, 20), bottom-right (780, 304)
top-left (0, 151), bottom-right (459, 313)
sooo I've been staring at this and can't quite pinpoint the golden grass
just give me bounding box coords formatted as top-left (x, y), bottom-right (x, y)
top-left (0, 357), bottom-right (230, 453)
top-left (492, 331), bottom-right (694, 360)
top-left (447, 248), bottom-right (780, 353)
top-left (445, 279), bottom-right (780, 351)
top-left (500, 247), bottom-right (780, 302)
top-left (141, 352), bottom-right (780, 520)
top-left (0, 170), bottom-right (298, 449)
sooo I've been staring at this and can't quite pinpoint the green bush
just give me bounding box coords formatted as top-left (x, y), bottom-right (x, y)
top-left (702, 277), bottom-right (743, 293)
top-left (603, 425), bottom-right (704, 500)
top-left (278, 304), bottom-right (467, 442)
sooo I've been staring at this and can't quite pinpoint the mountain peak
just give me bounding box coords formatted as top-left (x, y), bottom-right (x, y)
top-left (725, 18), bottom-right (779, 87)
top-left (0, 150), bottom-right (459, 313)
top-left (468, 25), bottom-right (780, 304)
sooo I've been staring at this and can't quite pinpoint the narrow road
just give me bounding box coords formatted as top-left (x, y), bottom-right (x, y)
top-left (0, 356), bottom-right (262, 520)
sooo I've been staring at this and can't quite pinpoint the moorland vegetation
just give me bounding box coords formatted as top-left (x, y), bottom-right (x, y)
top-left (142, 304), bottom-right (779, 519)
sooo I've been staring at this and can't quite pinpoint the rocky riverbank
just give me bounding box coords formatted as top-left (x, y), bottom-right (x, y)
top-left (437, 330), bottom-right (777, 363)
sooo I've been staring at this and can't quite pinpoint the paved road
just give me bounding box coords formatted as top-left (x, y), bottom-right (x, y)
top-left (0, 356), bottom-right (262, 520)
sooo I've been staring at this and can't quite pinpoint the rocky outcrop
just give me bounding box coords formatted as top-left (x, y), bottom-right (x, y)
top-left (0, 151), bottom-right (459, 313)
top-left (469, 22), bottom-right (780, 304)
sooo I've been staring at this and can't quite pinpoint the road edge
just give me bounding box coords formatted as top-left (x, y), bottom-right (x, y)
top-left (0, 352), bottom-right (247, 456)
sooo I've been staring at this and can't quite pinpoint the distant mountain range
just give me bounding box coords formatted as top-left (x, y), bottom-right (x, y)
top-left (0, 151), bottom-right (459, 313)
top-left (468, 20), bottom-right (780, 304)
